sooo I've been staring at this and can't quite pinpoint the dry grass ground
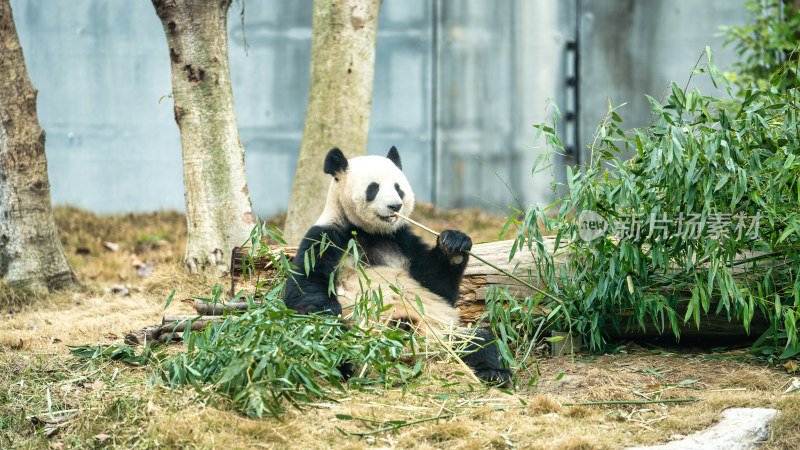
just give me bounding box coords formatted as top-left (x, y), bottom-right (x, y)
top-left (1, 206), bottom-right (798, 449)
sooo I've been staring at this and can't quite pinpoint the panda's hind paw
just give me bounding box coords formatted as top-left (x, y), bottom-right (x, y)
top-left (337, 362), bottom-right (355, 380)
top-left (475, 368), bottom-right (513, 387)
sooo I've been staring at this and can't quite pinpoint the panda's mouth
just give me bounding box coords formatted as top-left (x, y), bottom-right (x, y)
top-left (379, 214), bottom-right (399, 223)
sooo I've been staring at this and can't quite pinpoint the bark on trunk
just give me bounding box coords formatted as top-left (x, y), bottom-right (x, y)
top-left (152, 0), bottom-right (256, 275)
top-left (0, 0), bottom-right (78, 292)
top-left (283, 0), bottom-right (383, 244)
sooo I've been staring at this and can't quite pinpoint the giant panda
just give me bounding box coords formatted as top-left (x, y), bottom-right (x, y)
top-left (284, 146), bottom-right (511, 384)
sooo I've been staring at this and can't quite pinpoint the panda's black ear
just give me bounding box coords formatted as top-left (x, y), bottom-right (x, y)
top-left (387, 146), bottom-right (402, 170)
top-left (324, 148), bottom-right (348, 178)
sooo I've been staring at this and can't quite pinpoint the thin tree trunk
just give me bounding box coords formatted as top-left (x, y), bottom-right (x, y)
top-left (786, 0), bottom-right (800, 63)
top-left (283, 0), bottom-right (383, 244)
top-left (789, 0), bottom-right (800, 16)
top-left (0, 0), bottom-right (78, 292)
top-left (152, 0), bottom-right (256, 274)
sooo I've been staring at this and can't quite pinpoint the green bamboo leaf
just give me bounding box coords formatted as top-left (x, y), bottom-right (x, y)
top-left (777, 226), bottom-right (796, 244)
top-left (645, 368), bottom-right (664, 378)
top-left (163, 290), bottom-right (176, 311)
top-left (414, 294), bottom-right (425, 315)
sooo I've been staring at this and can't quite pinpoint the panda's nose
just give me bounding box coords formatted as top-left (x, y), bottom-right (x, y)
top-left (388, 203), bottom-right (402, 212)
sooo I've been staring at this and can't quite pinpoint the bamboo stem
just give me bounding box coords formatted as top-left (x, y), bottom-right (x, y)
top-left (561, 398), bottom-right (699, 406)
top-left (345, 413), bottom-right (459, 437)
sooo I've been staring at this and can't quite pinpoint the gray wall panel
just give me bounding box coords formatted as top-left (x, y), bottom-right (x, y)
top-left (12, 0), bottom-right (183, 213)
top-left (578, 0), bottom-right (746, 162)
top-left (436, 0), bottom-right (516, 209)
top-left (368, 0), bottom-right (435, 203)
top-left (9, 0), bottom-right (748, 218)
top-left (228, 1), bottom-right (312, 218)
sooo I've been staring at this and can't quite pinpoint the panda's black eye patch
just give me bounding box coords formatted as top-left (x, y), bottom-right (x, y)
top-left (366, 182), bottom-right (379, 202)
top-left (395, 183), bottom-right (405, 199)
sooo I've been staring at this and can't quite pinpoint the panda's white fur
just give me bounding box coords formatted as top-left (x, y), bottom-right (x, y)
top-left (315, 153), bottom-right (456, 336)
top-left (336, 266), bottom-right (463, 339)
top-left (316, 155), bottom-right (415, 235)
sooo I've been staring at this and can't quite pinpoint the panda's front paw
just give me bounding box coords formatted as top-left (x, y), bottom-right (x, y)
top-left (437, 230), bottom-right (472, 263)
top-left (287, 295), bottom-right (342, 317)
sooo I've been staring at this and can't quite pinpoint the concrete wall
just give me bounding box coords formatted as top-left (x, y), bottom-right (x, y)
top-left (577, 0), bottom-right (747, 160)
top-left (9, 0), bottom-right (746, 217)
top-left (12, 0), bottom-right (184, 213)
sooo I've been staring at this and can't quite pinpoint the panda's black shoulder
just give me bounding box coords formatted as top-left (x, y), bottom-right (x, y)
top-left (297, 223), bottom-right (355, 254)
top-left (343, 222), bottom-right (407, 243)
top-left (386, 224), bottom-right (430, 257)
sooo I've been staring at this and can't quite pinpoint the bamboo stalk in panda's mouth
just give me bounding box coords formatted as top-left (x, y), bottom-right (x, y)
top-left (395, 212), bottom-right (566, 308)
top-left (396, 212), bottom-right (440, 236)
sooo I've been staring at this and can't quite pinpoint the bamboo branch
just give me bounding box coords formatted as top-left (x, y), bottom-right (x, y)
top-left (561, 398), bottom-right (700, 406)
top-left (162, 315), bottom-right (228, 325)
top-left (343, 413), bottom-right (460, 437)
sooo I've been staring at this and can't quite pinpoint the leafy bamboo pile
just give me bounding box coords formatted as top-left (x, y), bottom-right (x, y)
top-left (505, 49), bottom-right (799, 361)
top-left (158, 294), bottom-right (420, 419)
top-left (158, 225), bottom-right (440, 419)
top-left (71, 224), bottom-right (444, 419)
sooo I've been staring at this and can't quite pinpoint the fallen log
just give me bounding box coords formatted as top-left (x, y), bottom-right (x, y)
top-left (162, 315), bottom-right (227, 326)
top-left (123, 326), bottom-right (181, 346)
top-left (228, 238), bottom-right (772, 341)
top-left (124, 316), bottom-right (229, 346)
top-left (229, 239), bottom-right (562, 324)
top-left (124, 324), bottom-right (163, 346)
top-left (183, 298), bottom-right (253, 315)
top-left (229, 245), bottom-right (294, 296)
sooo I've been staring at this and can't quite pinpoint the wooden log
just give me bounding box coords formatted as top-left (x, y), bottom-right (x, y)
top-left (125, 316), bottom-right (233, 347)
top-left (162, 315), bottom-right (227, 326)
top-left (228, 239), bottom-right (772, 340)
top-left (124, 324), bottom-right (185, 346)
top-left (230, 245), bottom-right (296, 297)
top-left (228, 238), bottom-right (561, 324)
top-left (183, 298), bottom-right (253, 315)
top-left (124, 324), bottom-right (163, 346)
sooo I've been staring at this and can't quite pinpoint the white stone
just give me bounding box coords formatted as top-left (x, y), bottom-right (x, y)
top-left (628, 408), bottom-right (778, 450)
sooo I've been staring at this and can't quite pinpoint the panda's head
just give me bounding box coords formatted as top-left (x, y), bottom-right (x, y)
top-left (319, 146), bottom-right (415, 234)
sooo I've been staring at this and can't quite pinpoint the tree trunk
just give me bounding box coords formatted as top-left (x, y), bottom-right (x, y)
top-left (152, 0), bottom-right (256, 275)
top-left (0, 0), bottom-right (78, 292)
top-left (283, 0), bottom-right (383, 244)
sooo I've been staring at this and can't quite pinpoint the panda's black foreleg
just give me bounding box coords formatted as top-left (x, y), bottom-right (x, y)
top-left (459, 328), bottom-right (513, 385)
